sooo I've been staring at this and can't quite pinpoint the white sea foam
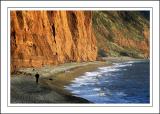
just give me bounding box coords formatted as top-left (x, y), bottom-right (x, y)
top-left (85, 72), bottom-right (100, 76)
top-left (64, 86), bottom-right (74, 91)
top-left (98, 67), bottom-right (109, 70)
top-left (67, 62), bottom-right (131, 89)
top-left (114, 63), bottom-right (132, 68)
top-left (69, 83), bottom-right (86, 88)
top-left (71, 90), bottom-right (80, 94)
top-left (82, 93), bottom-right (100, 97)
top-left (115, 92), bottom-right (127, 97)
top-left (66, 61), bottom-right (132, 97)
top-left (104, 80), bottom-right (109, 82)
top-left (98, 67), bottom-right (120, 73)
top-left (125, 60), bottom-right (143, 64)
top-left (99, 92), bottom-right (106, 96)
top-left (93, 88), bottom-right (101, 91)
top-left (125, 61), bottom-right (135, 64)
top-left (67, 61), bottom-right (134, 90)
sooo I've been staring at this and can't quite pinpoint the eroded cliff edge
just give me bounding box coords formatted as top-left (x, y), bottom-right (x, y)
top-left (11, 11), bottom-right (97, 72)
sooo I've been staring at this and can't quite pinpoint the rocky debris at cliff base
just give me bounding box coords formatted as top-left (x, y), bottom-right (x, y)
top-left (15, 61), bottom-right (107, 77)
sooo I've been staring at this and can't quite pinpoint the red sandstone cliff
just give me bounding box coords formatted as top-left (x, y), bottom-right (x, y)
top-left (10, 11), bottom-right (97, 72)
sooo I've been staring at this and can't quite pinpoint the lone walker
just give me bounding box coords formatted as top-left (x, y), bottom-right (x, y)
top-left (35, 73), bottom-right (40, 84)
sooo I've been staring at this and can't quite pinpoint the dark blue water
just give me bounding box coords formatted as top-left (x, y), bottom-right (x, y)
top-left (65, 60), bottom-right (150, 103)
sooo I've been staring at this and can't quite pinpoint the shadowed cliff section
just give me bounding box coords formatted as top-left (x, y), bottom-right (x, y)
top-left (93, 11), bottom-right (150, 58)
top-left (10, 11), bottom-right (97, 72)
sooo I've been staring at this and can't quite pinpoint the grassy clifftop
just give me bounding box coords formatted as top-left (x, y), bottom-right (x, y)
top-left (93, 11), bottom-right (150, 58)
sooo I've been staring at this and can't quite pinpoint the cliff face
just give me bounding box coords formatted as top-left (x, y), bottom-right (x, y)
top-left (11, 11), bottom-right (97, 71)
top-left (10, 11), bottom-right (150, 72)
top-left (93, 11), bottom-right (150, 58)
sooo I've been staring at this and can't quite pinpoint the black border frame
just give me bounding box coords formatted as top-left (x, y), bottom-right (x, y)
top-left (7, 7), bottom-right (153, 107)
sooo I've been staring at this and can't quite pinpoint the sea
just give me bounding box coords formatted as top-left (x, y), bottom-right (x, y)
top-left (65, 60), bottom-right (150, 103)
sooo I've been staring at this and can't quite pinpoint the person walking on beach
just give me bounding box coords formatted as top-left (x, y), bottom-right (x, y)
top-left (35, 73), bottom-right (40, 84)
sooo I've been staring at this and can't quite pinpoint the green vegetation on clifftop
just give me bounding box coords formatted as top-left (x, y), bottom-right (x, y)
top-left (93, 11), bottom-right (150, 58)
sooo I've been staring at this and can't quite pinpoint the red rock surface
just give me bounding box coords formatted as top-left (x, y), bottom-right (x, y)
top-left (113, 26), bottom-right (150, 58)
top-left (10, 11), bottom-right (97, 72)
